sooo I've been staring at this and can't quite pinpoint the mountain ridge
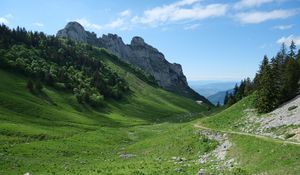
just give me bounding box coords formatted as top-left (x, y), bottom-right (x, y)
top-left (57, 21), bottom-right (210, 104)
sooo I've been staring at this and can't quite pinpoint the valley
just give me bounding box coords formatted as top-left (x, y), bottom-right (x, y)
top-left (1, 67), bottom-right (300, 175)
top-left (1, 14), bottom-right (300, 175)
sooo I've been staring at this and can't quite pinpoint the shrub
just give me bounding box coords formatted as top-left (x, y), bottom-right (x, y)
top-left (89, 93), bottom-right (104, 107)
top-left (284, 132), bottom-right (296, 139)
top-left (288, 105), bottom-right (298, 111)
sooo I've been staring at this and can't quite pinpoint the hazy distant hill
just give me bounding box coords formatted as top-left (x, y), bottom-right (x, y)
top-left (207, 89), bottom-right (234, 105)
top-left (188, 81), bottom-right (237, 97)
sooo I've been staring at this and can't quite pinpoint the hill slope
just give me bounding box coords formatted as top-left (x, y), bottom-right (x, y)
top-left (0, 25), bottom-right (215, 174)
top-left (207, 89), bottom-right (233, 105)
top-left (195, 93), bottom-right (300, 174)
top-left (0, 67), bottom-right (214, 175)
top-left (57, 22), bottom-right (210, 103)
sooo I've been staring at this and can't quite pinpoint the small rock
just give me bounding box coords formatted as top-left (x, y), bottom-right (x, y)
top-left (175, 168), bottom-right (183, 172)
top-left (197, 169), bottom-right (205, 175)
top-left (119, 153), bottom-right (135, 159)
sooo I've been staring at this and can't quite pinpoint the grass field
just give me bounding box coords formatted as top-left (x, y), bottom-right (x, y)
top-left (1, 62), bottom-right (300, 174)
top-left (200, 94), bottom-right (256, 131)
top-left (0, 67), bottom-right (215, 175)
top-left (197, 93), bottom-right (300, 175)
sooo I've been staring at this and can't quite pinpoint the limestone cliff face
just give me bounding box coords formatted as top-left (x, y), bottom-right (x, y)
top-left (57, 22), bottom-right (210, 103)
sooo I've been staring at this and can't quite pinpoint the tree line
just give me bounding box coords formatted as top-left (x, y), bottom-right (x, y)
top-left (224, 41), bottom-right (300, 113)
top-left (255, 41), bottom-right (300, 113)
top-left (223, 78), bottom-right (254, 106)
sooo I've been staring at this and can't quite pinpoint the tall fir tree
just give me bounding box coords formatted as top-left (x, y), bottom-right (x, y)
top-left (255, 56), bottom-right (278, 113)
top-left (224, 91), bottom-right (229, 105)
top-left (270, 56), bottom-right (283, 106)
top-left (289, 40), bottom-right (296, 59)
top-left (283, 57), bottom-right (299, 101)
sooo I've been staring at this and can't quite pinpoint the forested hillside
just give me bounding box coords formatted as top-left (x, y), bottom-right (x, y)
top-left (0, 24), bottom-right (161, 107)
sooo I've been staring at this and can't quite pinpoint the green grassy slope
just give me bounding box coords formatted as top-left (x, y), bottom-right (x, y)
top-left (201, 94), bottom-right (255, 131)
top-left (228, 134), bottom-right (300, 175)
top-left (197, 93), bottom-right (300, 174)
top-left (0, 56), bottom-right (212, 175)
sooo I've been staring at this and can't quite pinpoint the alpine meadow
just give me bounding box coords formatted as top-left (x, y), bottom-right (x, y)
top-left (1, 0), bottom-right (300, 175)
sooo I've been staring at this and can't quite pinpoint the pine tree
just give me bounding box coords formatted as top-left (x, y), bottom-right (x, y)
top-left (244, 77), bottom-right (253, 96)
top-left (237, 80), bottom-right (246, 99)
top-left (289, 40), bottom-right (296, 59)
top-left (283, 57), bottom-right (299, 101)
top-left (227, 93), bottom-right (236, 106)
top-left (280, 43), bottom-right (287, 58)
top-left (280, 41), bottom-right (300, 101)
top-left (297, 49), bottom-right (300, 62)
top-left (297, 49), bottom-right (300, 74)
top-left (224, 91), bottom-right (229, 105)
top-left (256, 56), bottom-right (277, 113)
top-left (270, 56), bottom-right (282, 106)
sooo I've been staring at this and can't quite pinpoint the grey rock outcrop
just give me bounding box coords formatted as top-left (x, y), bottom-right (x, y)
top-left (57, 22), bottom-right (210, 103)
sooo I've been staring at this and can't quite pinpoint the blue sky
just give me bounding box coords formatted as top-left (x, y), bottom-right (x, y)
top-left (1, 0), bottom-right (300, 81)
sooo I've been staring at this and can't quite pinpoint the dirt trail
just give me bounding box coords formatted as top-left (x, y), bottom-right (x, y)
top-left (194, 124), bottom-right (300, 146)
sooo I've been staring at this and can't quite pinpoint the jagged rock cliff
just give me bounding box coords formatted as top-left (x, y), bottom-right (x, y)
top-left (57, 22), bottom-right (210, 103)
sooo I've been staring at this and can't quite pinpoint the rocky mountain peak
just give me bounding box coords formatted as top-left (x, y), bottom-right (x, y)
top-left (65, 21), bottom-right (85, 31)
top-left (57, 22), bottom-right (88, 42)
top-left (56, 22), bottom-right (211, 104)
top-left (131, 36), bottom-right (145, 46)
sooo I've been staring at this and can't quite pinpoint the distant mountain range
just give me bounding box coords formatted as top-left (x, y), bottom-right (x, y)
top-left (207, 89), bottom-right (234, 105)
top-left (189, 81), bottom-right (237, 105)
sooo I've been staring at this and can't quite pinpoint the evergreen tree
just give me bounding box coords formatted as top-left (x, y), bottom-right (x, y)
top-left (255, 56), bottom-right (277, 113)
top-left (270, 56), bottom-right (282, 107)
top-left (280, 43), bottom-right (287, 58)
top-left (227, 93), bottom-right (236, 106)
top-left (244, 77), bottom-right (253, 96)
top-left (216, 101), bottom-right (220, 107)
top-left (289, 40), bottom-right (296, 59)
top-left (297, 49), bottom-right (300, 74)
top-left (282, 57), bottom-right (299, 101)
top-left (224, 91), bottom-right (229, 105)
top-left (297, 49), bottom-right (300, 62)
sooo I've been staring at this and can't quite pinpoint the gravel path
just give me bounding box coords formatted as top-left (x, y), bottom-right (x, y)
top-left (198, 130), bottom-right (231, 161)
top-left (195, 126), bottom-right (236, 174)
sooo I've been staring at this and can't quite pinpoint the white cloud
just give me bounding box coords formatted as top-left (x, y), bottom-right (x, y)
top-left (76, 8), bottom-right (134, 31)
top-left (106, 18), bottom-right (125, 29)
top-left (76, 18), bottom-right (128, 31)
top-left (33, 22), bottom-right (44, 27)
top-left (0, 14), bottom-right (13, 25)
top-left (236, 9), bottom-right (297, 24)
top-left (277, 35), bottom-right (300, 46)
top-left (119, 10), bottom-right (131, 17)
top-left (0, 17), bottom-right (9, 24)
top-left (273, 24), bottom-right (293, 30)
top-left (76, 18), bottom-right (103, 30)
top-left (184, 23), bottom-right (200, 30)
top-left (234, 0), bottom-right (277, 9)
top-left (131, 0), bottom-right (228, 26)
